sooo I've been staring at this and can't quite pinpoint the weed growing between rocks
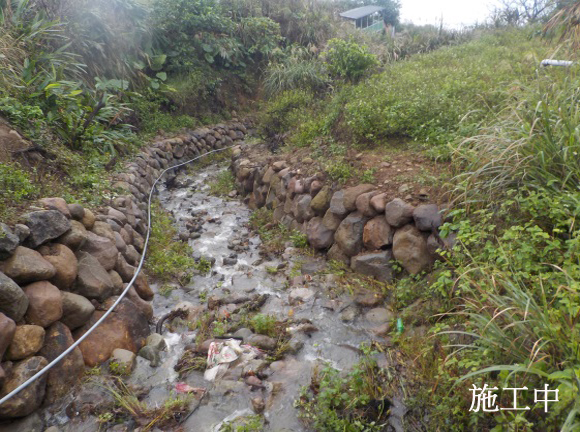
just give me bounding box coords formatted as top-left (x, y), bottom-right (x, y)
top-left (296, 343), bottom-right (391, 431)
top-left (98, 377), bottom-right (194, 431)
top-left (249, 207), bottom-right (311, 254)
top-left (209, 170), bottom-right (236, 197)
top-left (146, 202), bottom-right (195, 284)
top-left (219, 414), bottom-right (265, 432)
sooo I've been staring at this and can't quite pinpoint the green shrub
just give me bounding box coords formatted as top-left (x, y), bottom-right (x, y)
top-left (0, 162), bottom-right (35, 202)
top-left (324, 37), bottom-right (378, 83)
top-left (259, 89), bottom-right (314, 138)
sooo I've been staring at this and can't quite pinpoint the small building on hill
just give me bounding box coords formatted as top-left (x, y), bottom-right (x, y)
top-left (339, 5), bottom-right (385, 32)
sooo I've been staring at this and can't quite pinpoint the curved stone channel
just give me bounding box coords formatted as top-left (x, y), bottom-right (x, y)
top-left (41, 161), bottom-right (403, 432)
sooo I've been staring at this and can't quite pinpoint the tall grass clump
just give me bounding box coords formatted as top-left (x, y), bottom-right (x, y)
top-left (263, 47), bottom-right (329, 97)
top-left (455, 68), bottom-right (580, 204)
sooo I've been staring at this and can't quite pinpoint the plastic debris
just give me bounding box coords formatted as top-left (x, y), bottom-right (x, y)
top-left (175, 382), bottom-right (205, 394)
top-left (204, 338), bottom-right (262, 381)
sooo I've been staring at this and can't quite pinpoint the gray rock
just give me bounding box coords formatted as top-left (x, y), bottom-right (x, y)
top-left (0, 272), bottom-right (28, 321)
top-left (351, 251), bottom-right (393, 282)
top-left (111, 348), bottom-right (136, 373)
top-left (0, 224), bottom-right (19, 260)
top-left (384, 198), bottom-right (414, 228)
top-left (146, 333), bottom-right (167, 351)
top-left (365, 307), bottom-right (394, 325)
top-left (306, 217), bottom-right (334, 250)
top-left (13, 224), bottom-right (30, 243)
top-left (334, 212), bottom-right (369, 257)
top-left (413, 204), bottom-right (442, 231)
top-left (138, 345), bottom-right (161, 367)
top-left (68, 203), bottom-right (85, 220)
top-left (247, 334), bottom-right (276, 350)
top-left (322, 208), bottom-right (343, 231)
top-left (60, 291), bottom-right (95, 330)
top-left (233, 327), bottom-right (253, 341)
top-left (342, 184), bottom-right (375, 212)
top-left (329, 190), bottom-right (349, 217)
top-left (23, 211), bottom-right (71, 248)
top-left (293, 194), bottom-right (314, 223)
top-left (91, 221), bottom-right (116, 243)
top-left (328, 243), bottom-right (350, 265)
top-left (74, 251), bottom-right (114, 301)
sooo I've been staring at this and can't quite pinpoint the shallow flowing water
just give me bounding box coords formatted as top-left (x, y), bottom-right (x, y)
top-left (42, 162), bottom-right (404, 432)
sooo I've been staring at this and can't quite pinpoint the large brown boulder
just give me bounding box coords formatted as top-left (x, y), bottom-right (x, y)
top-left (363, 217), bottom-right (394, 251)
top-left (39, 322), bottom-right (85, 404)
top-left (355, 191), bottom-right (379, 217)
top-left (370, 193), bottom-right (388, 214)
top-left (38, 244), bottom-right (77, 290)
top-left (342, 184), bottom-right (375, 212)
top-left (6, 325), bottom-right (44, 361)
top-left (60, 291), bottom-right (95, 330)
top-left (74, 251), bottom-right (114, 301)
top-left (56, 220), bottom-right (87, 251)
top-left (0, 246), bottom-right (56, 285)
top-left (134, 274), bottom-right (153, 301)
top-left (80, 232), bottom-right (118, 271)
top-left (0, 313), bottom-right (16, 359)
top-left (334, 212), bottom-right (369, 257)
top-left (22, 281), bottom-right (63, 328)
top-left (74, 297), bottom-right (150, 367)
top-left (23, 210), bottom-right (71, 249)
top-left (393, 225), bottom-right (434, 274)
top-left (80, 209), bottom-right (96, 230)
top-left (0, 272), bottom-right (28, 322)
top-left (0, 356), bottom-right (48, 418)
top-left (91, 221), bottom-right (116, 243)
top-left (39, 198), bottom-right (71, 218)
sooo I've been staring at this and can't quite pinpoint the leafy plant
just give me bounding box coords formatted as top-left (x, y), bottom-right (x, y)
top-left (324, 37), bottom-right (378, 83)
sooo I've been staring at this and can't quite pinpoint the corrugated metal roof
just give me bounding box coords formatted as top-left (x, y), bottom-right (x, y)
top-left (339, 6), bottom-right (384, 20)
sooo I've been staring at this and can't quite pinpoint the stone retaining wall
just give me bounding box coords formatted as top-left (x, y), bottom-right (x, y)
top-left (231, 146), bottom-right (455, 281)
top-left (0, 121), bottom-right (248, 418)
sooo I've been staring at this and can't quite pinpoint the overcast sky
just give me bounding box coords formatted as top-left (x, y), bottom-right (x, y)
top-left (400, 0), bottom-right (501, 28)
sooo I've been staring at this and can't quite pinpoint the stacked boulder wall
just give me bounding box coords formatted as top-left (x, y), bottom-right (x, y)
top-left (0, 120), bottom-right (249, 415)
